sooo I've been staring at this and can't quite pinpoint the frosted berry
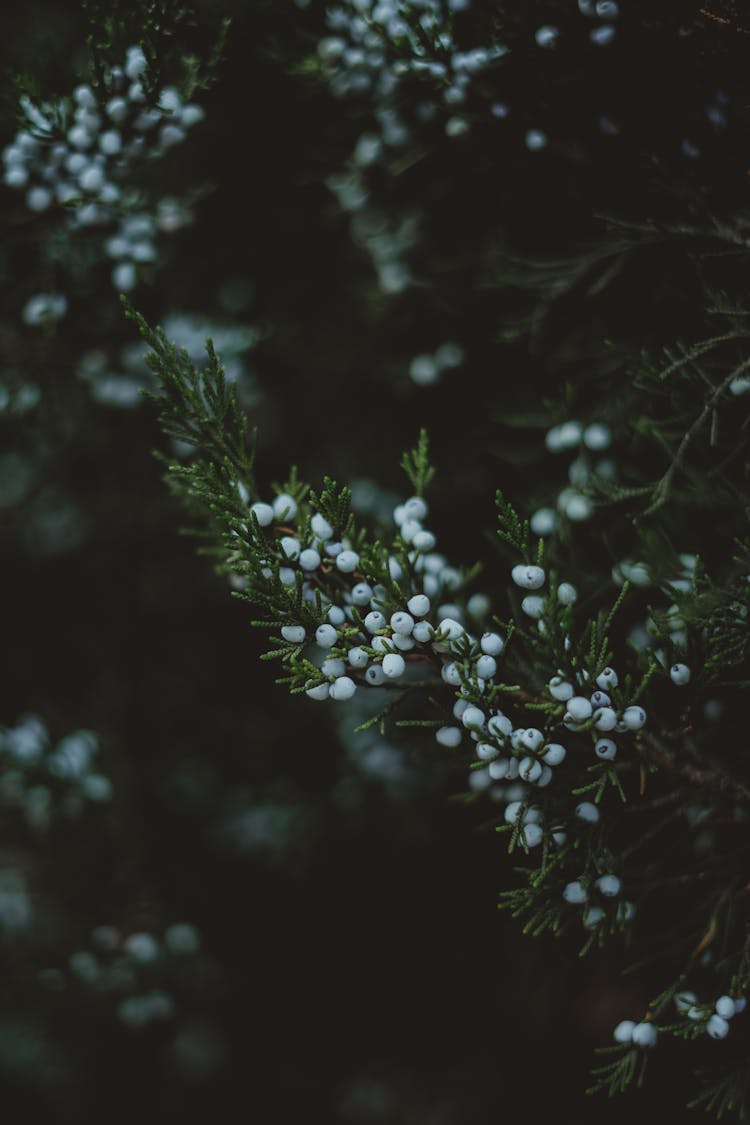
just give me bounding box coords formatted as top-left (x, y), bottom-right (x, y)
top-left (557, 582), bottom-right (578, 605)
top-left (595, 738), bottom-right (617, 760)
top-left (631, 1023), bottom-right (657, 1048)
top-left (336, 550), bottom-right (359, 573)
top-left (613, 1020), bottom-right (635, 1044)
top-left (715, 996), bottom-right (735, 1021)
top-left (407, 594), bottom-right (430, 617)
top-left (436, 726), bottom-right (462, 748)
top-left (566, 696), bottom-right (593, 721)
top-left (462, 706), bottom-right (485, 729)
top-left (575, 801), bottom-right (600, 824)
top-left (412, 621), bottom-right (433, 643)
top-left (272, 493), bottom-right (298, 521)
top-left (299, 548), bottom-right (321, 571)
top-left (706, 1015), bottom-right (729, 1040)
top-left (251, 502), bottom-right (274, 527)
top-left (350, 583), bottom-right (373, 606)
top-left (311, 513), bottom-right (334, 539)
top-left (480, 632), bottom-right (504, 655)
top-left (348, 647), bottom-right (369, 668)
top-left (563, 881), bottom-right (588, 904)
top-left (594, 707), bottom-right (617, 731)
top-left (315, 624), bottom-right (338, 648)
top-left (476, 655), bottom-right (497, 679)
top-left (542, 743), bottom-right (566, 766)
top-left (364, 611), bottom-right (386, 634)
top-left (519, 757), bottom-right (543, 783)
top-left (382, 653), bottom-right (406, 679)
top-left (390, 612), bottom-right (414, 636)
top-left (622, 706), bottom-right (646, 731)
top-left (329, 676), bottom-right (357, 701)
top-left (596, 667), bottom-right (618, 690)
top-left (281, 625), bottom-right (306, 644)
top-left (511, 564), bottom-right (545, 590)
top-left (670, 663), bottom-right (691, 686)
top-left (549, 677), bottom-right (574, 701)
top-left (521, 595), bottom-right (544, 619)
top-left (305, 683), bottom-right (329, 701)
top-left (280, 536), bottom-right (300, 560)
top-left (596, 874), bottom-right (621, 897)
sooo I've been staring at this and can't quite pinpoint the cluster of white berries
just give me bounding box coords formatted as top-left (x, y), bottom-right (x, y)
top-left (2, 45), bottom-right (204, 295)
top-left (0, 715), bottom-right (113, 830)
top-left (408, 342), bottom-right (464, 386)
top-left (77, 313), bottom-right (260, 410)
top-left (562, 873), bottom-right (635, 932)
top-left (531, 419), bottom-right (614, 533)
top-left (319, 0), bottom-right (506, 146)
top-left (612, 1018), bottom-right (658, 1050)
top-left (673, 990), bottom-right (747, 1040)
top-left (55, 921), bottom-right (202, 1029)
top-left (536, 2), bottom-right (619, 54)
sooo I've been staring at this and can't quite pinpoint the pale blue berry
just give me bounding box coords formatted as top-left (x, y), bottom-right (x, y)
top-left (436, 726), bottom-right (462, 747)
top-left (613, 1020), bottom-right (635, 1044)
top-left (348, 647), bottom-right (369, 668)
top-left (542, 743), bottom-right (566, 766)
top-left (407, 594), bottom-right (430, 617)
top-left (670, 663), bottom-right (691, 686)
top-left (382, 653), bottom-right (406, 678)
top-left (251, 502), bottom-right (274, 527)
top-left (566, 696), bottom-right (593, 721)
top-left (391, 612), bottom-right (414, 635)
top-left (595, 737), bottom-right (617, 760)
top-left (364, 611), bottom-right (386, 634)
top-left (563, 881), bottom-right (588, 904)
top-left (272, 493), bottom-right (298, 521)
top-left (336, 549), bottom-right (359, 573)
top-left (311, 513), bottom-right (334, 539)
top-left (622, 706), bottom-right (646, 731)
top-left (575, 801), bottom-right (600, 824)
top-left (519, 757), bottom-right (543, 783)
top-left (280, 536), bottom-right (300, 560)
top-left (281, 625), bottom-right (305, 644)
top-left (329, 676), bottom-right (357, 701)
top-left (596, 874), bottom-right (621, 897)
top-left (315, 624), bottom-right (338, 648)
top-left (476, 655), bottom-right (496, 679)
top-left (549, 676), bottom-right (574, 701)
top-left (511, 564), bottom-right (545, 590)
top-left (596, 667), bottom-right (618, 690)
top-left (715, 997), bottom-right (735, 1020)
top-left (706, 1015), bottom-right (729, 1040)
top-left (299, 548), bottom-right (321, 571)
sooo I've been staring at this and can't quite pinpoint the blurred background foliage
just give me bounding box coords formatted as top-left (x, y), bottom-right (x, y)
top-left (1, 0), bottom-right (748, 1121)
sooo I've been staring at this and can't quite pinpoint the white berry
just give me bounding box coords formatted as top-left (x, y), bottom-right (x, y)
top-left (382, 653), bottom-right (406, 679)
top-left (670, 663), bottom-right (691, 686)
top-left (281, 625), bottom-right (305, 644)
top-left (511, 564), bottom-right (545, 590)
top-left (706, 1015), bottom-right (729, 1040)
top-left (329, 676), bottom-right (356, 701)
top-left (480, 632), bottom-right (504, 656)
top-left (622, 706), bottom-right (646, 731)
top-left (272, 493), bottom-right (297, 521)
top-left (436, 726), bottom-right (462, 748)
top-left (407, 594), bottom-right (430, 617)
top-left (575, 801), bottom-right (600, 824)
top-left (315, 624), bottom-right (337, 648)
top-left (542, 743), bottom-right (566, 766)
top-left (336, 550), bottom-right (359, 573)
top-left (251, 502), bottom-right (274, 527)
